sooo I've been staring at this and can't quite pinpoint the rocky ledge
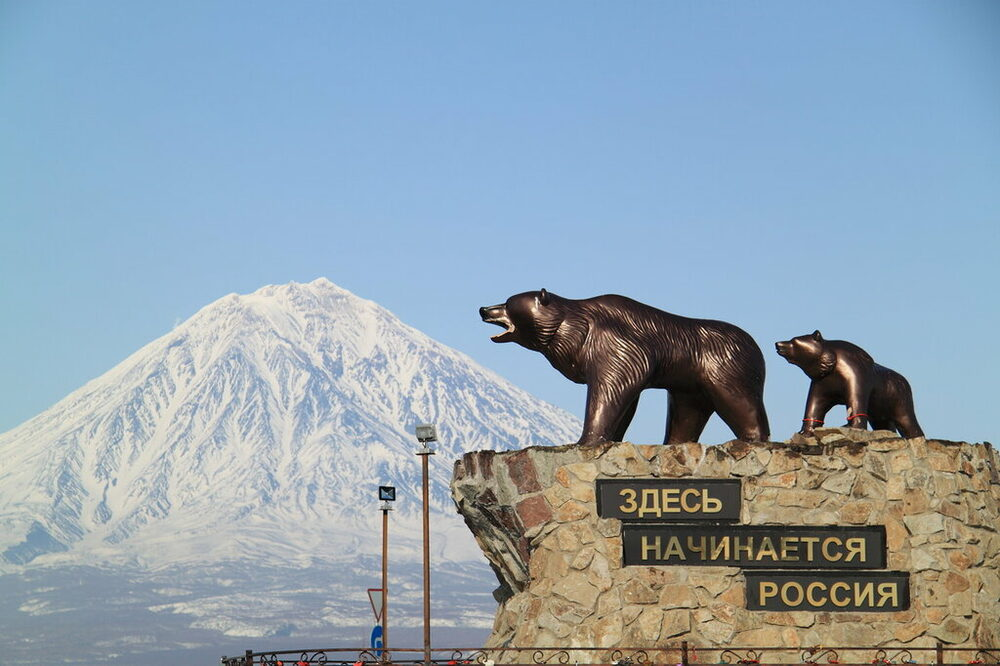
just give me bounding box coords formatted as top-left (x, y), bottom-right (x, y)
top-left (451, 429), bottom-right (1000, 651)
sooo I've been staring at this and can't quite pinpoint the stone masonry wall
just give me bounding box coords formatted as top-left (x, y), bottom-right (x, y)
top-left (450, 429), bottom-right (1000, 654)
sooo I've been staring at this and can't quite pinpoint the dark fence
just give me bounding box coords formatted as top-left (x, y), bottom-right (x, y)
top-left (221, 644), bottom-right (1000, 666)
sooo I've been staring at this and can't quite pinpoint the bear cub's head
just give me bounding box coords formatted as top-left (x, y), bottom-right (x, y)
top-left (480, 289), bottom-right (565, 351)
top-left (775, 330), bottom-right (836, 376)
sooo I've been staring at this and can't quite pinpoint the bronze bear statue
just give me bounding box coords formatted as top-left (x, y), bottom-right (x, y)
top-left (480, 289), bottom-right (769, 446)
top-left (775, 330), bottom-right (924, 438)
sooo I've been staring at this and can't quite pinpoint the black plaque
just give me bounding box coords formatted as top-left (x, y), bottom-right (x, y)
top-left (597, 478), bottom-right (741, 522)
top-left (622, 524), bottom-right (886, 569)
top-left (745, 570), bottom-right (910, 612)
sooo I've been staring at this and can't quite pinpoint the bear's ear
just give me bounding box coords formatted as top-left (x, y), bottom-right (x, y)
top-left (539, 288), bottom-right (550, 306)
top-left (812, 330), bottom-right (823, 340)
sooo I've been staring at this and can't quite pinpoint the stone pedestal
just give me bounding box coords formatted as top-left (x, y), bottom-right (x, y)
top-left (451, 429), bottom-right (1000, 653)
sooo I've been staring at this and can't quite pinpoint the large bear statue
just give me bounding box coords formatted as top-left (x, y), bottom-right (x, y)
top-left (479, 289), bottom-right (770, 445)
top-left (775, 330), bottom-right (924, 438)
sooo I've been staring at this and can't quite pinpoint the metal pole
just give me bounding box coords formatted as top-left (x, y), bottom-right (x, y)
top-left (382, 506), bottom-right (389, 662)
top-left (418, 448), bottom-right (433, 666)
top-left (414, 424), bottom-right (437, 666)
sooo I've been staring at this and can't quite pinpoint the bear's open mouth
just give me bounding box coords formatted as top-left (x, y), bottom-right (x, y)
top-left (488, 322), bottom-right (515, 341)
top-left (480, 304), bottom-right (516, 343)
top-left (775, 342), bottom-right (792, 359)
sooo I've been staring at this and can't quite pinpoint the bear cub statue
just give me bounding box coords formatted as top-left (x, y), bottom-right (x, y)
top-left (775, 330), bottom-right (924, 438)
top-left (480, 289), bottom-right (770, 446)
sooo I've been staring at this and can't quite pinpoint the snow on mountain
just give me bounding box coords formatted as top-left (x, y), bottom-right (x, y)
top-left (0, 278), bottom-right (580, 573)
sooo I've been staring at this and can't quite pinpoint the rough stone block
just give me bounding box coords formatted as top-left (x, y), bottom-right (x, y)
top-left (894, 622), bottom-right (928, 642)
top-left (660, 608), bottom-right (691, 638)
top-left (837, 500), bottom-right (872, 523)
top-left (622, 578), bottom-right (658, 604)
top-left (806, 455), bottom-right (849, 471)
top-left (506, 450), bottom-right (543, 493)
top-left (929, 618), bottom-right (971, 644)
top-left (551, 570), bottom-right (600, 609)
top-left (693, 447), bottom-right (733, 476)
top-left (776, 489), bottom-right (826, 508)
top-left (904, 512), bottom-right (945, 535)
top-left (768, 450), bottom-right (804, 474)
top-left (658, 583), bottom-right (697, 608)
top-left (821, 471), bottom-right (856, 495)
top-left (554, 500), bottom-right (591, 522)
top-left (697, 619), bottom-right (736, 643)
top-left (515, 495), bottom-right (552, 530)
top-left (760, 471), bottom-right (797, 488)
top-left (658, 446), bottom-right (694, 477)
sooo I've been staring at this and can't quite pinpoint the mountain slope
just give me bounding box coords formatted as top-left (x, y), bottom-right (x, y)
top-left (0, 278), bottom-right (580, 572)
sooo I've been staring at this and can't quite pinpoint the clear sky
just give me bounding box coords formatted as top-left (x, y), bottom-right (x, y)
top-left (1, 1), bottom-right (998, 445)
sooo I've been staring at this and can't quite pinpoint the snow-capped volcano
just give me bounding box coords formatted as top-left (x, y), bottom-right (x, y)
top-left (0, 278), bottom-right (580, 572)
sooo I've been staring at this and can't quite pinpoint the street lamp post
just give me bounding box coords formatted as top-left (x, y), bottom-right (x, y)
top-left (378, 485), bottom-right (395, 662)
top-left (414, 424), bottom-right (437, 666)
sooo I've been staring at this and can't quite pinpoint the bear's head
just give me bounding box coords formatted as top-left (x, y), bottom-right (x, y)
top-left (479, 289), bottom-right (566, 351)
top-left (775, 330), bottom-right (836, 377)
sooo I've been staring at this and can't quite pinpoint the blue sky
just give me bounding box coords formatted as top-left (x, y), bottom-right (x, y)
top-left (1, 1), bottom-right (997, 444)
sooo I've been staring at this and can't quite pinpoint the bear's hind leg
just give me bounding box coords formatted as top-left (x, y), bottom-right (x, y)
top-left (893, 387), bottom-right (924, 438)
top-left (664, 391), bottom-right (713, 445)
top-left (869, 418), bottom-right (896, 433)
top-left (709, 389), bottom-right (770, 442)
top-left (894, 412), bottom-right (924, 438)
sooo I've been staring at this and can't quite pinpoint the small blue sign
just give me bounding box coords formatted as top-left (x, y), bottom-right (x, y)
top-left (370, 624), bottom-right (383, 656)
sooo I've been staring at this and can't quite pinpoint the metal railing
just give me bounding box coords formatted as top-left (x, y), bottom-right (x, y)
top-left (220, 643), bottom-right (1000, 666)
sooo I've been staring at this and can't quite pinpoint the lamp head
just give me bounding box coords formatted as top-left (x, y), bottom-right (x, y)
top-left (415, 424), bottom-right (438, 443)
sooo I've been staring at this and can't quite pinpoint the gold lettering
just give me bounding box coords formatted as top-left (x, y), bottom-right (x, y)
top-left (661, 488), bottom-right (681, 513)
top-left (780, 581), bottom-right (805, 607)
top-left (821, 537), bottom-right (843, 562)
top-left (806, 582), bottom-right (827, 606)
top-left (637, 489), bottom-right (662, 518)
top-left (640, 536), bottom-right (661, 561)
top-left (780, 537), bottom-right (800, 561)
top-left (662, 536), bottom-right (686, 561)
top-left (686, 536), bottom-right (707, 560)
top-left (680, 488), bottom-right (700, 512)
top-left (619, 489), bottom-right (638, 514)
top-left (800, 537), bottom-right (819, 561)
top-left (855, 582), bottom-right (875, 607)
top-left (830, 582), bottom-right (850, 607)
top-left (733, 536), bottom-right (753, 560)
top-left (710, 536), bottom-right (730, 561)
top-left (759, 581), bottom-right (779, 604)
top-left (756, 537), bottom-right (779, 561)
top-left (877, 582), bottom-right (899, 608)
top-left (702, 489), bottom-right (723, 514)
top-left (844, 537), bottom-right (866, 563)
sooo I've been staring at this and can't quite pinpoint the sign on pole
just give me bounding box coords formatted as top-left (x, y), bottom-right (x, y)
top-left (367, 588), bottom-right (384, 622)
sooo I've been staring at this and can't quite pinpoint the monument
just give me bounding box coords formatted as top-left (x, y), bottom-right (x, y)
top-left (454, 292), bottom-right (999, 661)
